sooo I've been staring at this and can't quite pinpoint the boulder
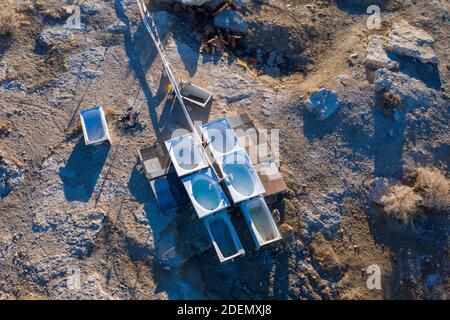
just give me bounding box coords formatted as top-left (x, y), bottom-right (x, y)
top-left (386, 23), bottom-right (439, 64)
top-left (106, 21), bottom-right (128, 34)
top-left (373, 68), bottom-right (438, 107)
top-left (80, 3), bottom-right (103, 16)
top-left (365, 35), bottom-right (398, 70)
top-left (214, 9), bottom-right (249, 33)
top-left (369, 177), bottom-right (393, 205)
top-left (305, 88), bottom-right (341, 121)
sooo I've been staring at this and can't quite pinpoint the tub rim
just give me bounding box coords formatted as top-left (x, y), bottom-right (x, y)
top-left (79, 106), bottom-right (111, 145)
top-left (240, 197), bottom-right (282, 249)
top-left (165, 132), bottom-right (209, 177)
top-left (203, 210), bottom-right (245, 262)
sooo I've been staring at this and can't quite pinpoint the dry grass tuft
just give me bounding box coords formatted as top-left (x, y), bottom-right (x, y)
top-left (415, 167), bottom-right (450, 211)
top-left (378, 92), bottom-right (402, 115)
top-left (0, 0), bottom-right (18, 36)
top-left (379, 185), bottom-right (422, 223)
top-left (104, 106), bottom-right (119, 117)
top-left (376, 167), bottom-right (449, 223)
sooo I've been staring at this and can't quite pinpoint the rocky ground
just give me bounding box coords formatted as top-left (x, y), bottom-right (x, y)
top-left (0, 0), bottom-right (448, 299)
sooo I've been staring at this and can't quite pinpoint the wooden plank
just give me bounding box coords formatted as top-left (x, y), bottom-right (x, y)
top-left (138, 143), bottom-right (171, 181)
top-left (229, 111), bottom-right (287, 197)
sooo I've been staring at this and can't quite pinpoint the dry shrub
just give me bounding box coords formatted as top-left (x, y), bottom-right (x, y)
top-left (379, 185), bottom-right (422, 223)
top-left (33, 0), bottom-right (67, 20)
top-left (378, 91), bottom-right (401, 115)
top-left (104, 106), bottom-right (120, 121)
top-left (0, 0), bottom-right (18, 36)
top-left (415, 167), bottom-right (450, 211)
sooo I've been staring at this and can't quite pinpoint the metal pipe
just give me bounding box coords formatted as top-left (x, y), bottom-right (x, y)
top-left (136, 0), bottom-right (218, 173)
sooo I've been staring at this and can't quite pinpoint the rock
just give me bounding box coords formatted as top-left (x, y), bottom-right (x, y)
top-left (0, 155), bottom-right (25, 198)
top-left (365, 35), bottom-right (398, 70)
top-left (0, 80), bottom-right (26, 93)
top-left (267, 51), bottom-right (285, 67)
top-left (369, 177), bottom-right (392, 205)
top-left (389, 128), bottom-right (395, 137)
top-left (261, 108), bottom-right (271, 117)
top-left (348, 52), bottom-right (359, 66)
top-left (214, 9), bottom-right (249, 33)
top-left (106, 21), bottom-right (128, 34)
top-left (407, 147), bottom-right (428, 165)
top-left (305, 88), bottom-right (341, 121)
top-left (373, 68), bottom-right (437, 107)
top-left (35, 27), bottom-right (71, 54)
top-left (167, 0), bottom-right (212, 5)
top-left (80, 3), bottom-right (103, 16)
top-left (133, 207), bottom-right (149, 225)
top-left (337, 74), bottom-right (349, 86)
top-left (386, 23), bottom-right (439, 64)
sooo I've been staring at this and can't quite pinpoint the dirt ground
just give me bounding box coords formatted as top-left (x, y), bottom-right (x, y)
top-left (0, 0), bottom-right (448, 299)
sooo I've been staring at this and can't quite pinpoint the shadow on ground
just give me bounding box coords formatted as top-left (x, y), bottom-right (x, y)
top-left (366, 207), bottom-right (449, 299)
top-left (128, 164), bottom-right (154, 203)
top-left (301, 97), bottom-right (406, 179)
top-left (59, 139), bottom-right (110, 202)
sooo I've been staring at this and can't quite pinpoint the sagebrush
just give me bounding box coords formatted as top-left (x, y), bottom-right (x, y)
top-left (0, 0), bottom-right (17, 36)
top-left (378, 167), bottom-right (449, 223)
top-left (415, 167), bottom-right (450, 211)
top-left (379, 185), bottom-right (422, 223)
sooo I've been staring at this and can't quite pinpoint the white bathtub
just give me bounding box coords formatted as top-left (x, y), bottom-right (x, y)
top-left (201, 118), bottom-right (241, 158)
top-left (165, 132), bottom-right (209, 177)
top-left (181, 168), bottom-right (230, 219)
top-left (79, 106), bottom-right (110, 145)
top-left (216, 148), bottom-right (265, 203)
top-left (240, 197), bottom-right (282, 249)
top-left (203, 210), bottom-right (245, 262)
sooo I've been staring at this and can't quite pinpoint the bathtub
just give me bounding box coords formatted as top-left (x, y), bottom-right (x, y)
top-left (165, 132), bottom-right (209, 177)
top-left (216, 148), bottom-right (265, 203)
top-left (201, 118), bottom-right (241, 158)
top-left (240, 197), bottom-right (282, 249)
top-left (203, 210), bottom-right (245, 262)
top-left (181, 168), bottom-right (230, 219)
top-left (79, 106), bottom-right (111, 145)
